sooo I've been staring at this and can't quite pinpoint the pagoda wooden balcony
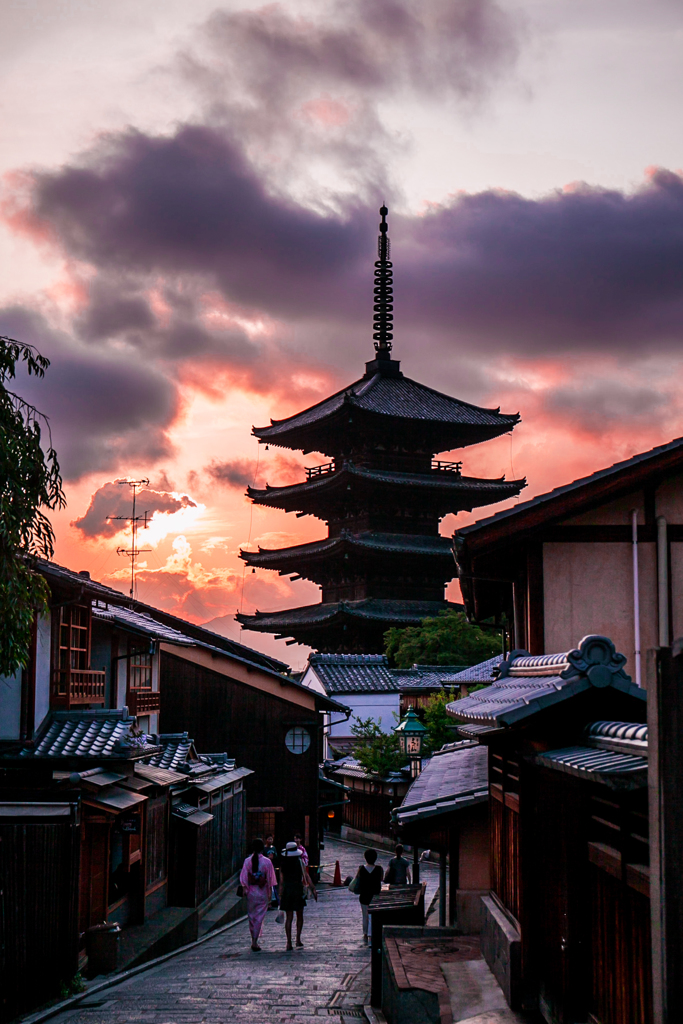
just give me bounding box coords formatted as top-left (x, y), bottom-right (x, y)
top-left (432, 460), bottom-right (462, 474)
top-left (306, 460), bottom-right (336, 480)
top-left (51, 668), bottom-right (106, 709)
top-left (127, 690), bottom-right (161, 716)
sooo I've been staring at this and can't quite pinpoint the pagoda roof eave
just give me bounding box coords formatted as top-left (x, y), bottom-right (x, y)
top-left (236, 598), bottom-right (463, 638)
top-left (247, 463), bottom-right (527, 512)
top-left (240, 531), bottom-right (454, 569)
top-left (252, 370), bottom-right (519, 452)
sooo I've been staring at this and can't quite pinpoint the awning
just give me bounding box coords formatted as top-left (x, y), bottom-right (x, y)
top-left (0, 802), bottom-right (73, 819)
top-left (172, 802), bottom-right (213, 826)
top-left (193, 767), bottom-right (254, 793)
top-left (84, 786), bottom-right (148, 812)
top-left (135, 764), bottom-right (187, 786)
top-left (395, 788), bottom-right (489, 825)
top-left (77, 770), bottom-right (127, 788)
top-left (119, 775), bottom-right (155, 792)
top-left (536, 746), bottom-right (647, 790)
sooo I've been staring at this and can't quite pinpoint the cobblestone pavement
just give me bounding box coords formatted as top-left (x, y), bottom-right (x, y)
top-left (53, 838), bottom-right (439, 1024)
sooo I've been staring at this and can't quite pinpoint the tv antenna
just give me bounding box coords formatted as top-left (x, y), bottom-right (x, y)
top-left (108, 479), bottom-right (152, 599)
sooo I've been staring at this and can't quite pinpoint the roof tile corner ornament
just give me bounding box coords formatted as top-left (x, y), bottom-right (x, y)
top-left (561, 634), bottom-right (631, 688)
top-left (373, 204), bottom-right (393, 358)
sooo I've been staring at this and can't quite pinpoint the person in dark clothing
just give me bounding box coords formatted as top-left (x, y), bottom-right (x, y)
top-left (279, 841), bottom-right (317, 950)
top-left (353, 848), bottom-right (383, 944)
top-left (384, 844), bottom-right (412, 886)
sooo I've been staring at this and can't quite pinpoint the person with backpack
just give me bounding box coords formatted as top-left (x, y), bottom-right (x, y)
top-left (240, 838), bottom-right (277, 951)
top-left (350, 848), bottom-right (383, 944)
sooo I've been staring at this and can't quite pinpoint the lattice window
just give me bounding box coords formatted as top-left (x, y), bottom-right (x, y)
top-left (128, 645), bottom-right (152, 690)
top-left (58, 604), bottom-right (90, 672)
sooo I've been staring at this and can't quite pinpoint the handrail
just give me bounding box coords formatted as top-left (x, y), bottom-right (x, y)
top-left (432, 460), bottom-right (462, 475)
top-left (306, 461), bottom-right (336, 480)
top-left (52, 667), bottom-right (106, 706)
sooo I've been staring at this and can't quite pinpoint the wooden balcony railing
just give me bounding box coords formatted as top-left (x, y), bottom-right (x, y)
top-left (306, 461), bottom-right (336, 480)
top-left (432, 460), bottom-right (462, 475)
top-left (52, 668), bottom-right (106, 708)
top-left (127, 690), bottom-right (161, 716)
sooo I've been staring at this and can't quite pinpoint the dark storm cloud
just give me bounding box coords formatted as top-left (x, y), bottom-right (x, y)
top-left (205, 458), bottom-right (254, 489)
top-left (0, 306), bottom-right (178, 480)
top-left (24, 136), bottom-right (683, 358)
top-left (543, 379), bottom-right (671, 434)
top-left (72, 481), bottom-right (197, 539)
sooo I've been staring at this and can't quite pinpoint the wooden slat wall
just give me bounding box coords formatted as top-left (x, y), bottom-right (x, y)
top-left (0, 820), bottom-right (80, 1022)
top-left (343, 790), bottom-right (394, 839)
top-left (145, 795), bottom-right (168, 892)
top-left (490, 750), bottom-right (521, 923)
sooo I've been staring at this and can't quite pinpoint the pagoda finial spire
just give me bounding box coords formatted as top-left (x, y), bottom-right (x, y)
top-left (373, 204), bottom-right (393, 358)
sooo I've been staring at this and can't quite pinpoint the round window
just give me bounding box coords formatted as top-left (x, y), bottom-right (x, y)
top-left (285, 727), bottom-right (311, 754)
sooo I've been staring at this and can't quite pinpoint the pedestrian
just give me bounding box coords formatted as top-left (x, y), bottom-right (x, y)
top-left (240, 838), bottom-right (277, 952)
top-left (384, 844), bottom-right (412, 886)
top-left (352, 848), bottom-right (383, 945)
top-left (279, 840), bottom-right (317, 951)
top-left (264, 834), bottom-right (279, 906)
top-left (293, 831), bottom-right (309, 865)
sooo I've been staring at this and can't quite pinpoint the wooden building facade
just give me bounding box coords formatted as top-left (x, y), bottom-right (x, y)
top-left (448, 636), bottom-right (651, 1023)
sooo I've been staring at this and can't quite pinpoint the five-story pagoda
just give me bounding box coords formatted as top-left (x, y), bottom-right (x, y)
top-left (237, 207), bottom-right (525, 652)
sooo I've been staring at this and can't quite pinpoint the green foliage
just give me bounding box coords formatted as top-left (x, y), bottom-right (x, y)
top-left (384, 609), bottom-right (501, 669)
top-left (422, 689), bottom-right (458, 753)
top-left (351, 715), bottom-right (406, 777)
top-left (59, 973), bottom-right (85, 999)
top-left (0, 336), bottom-right (65, 677)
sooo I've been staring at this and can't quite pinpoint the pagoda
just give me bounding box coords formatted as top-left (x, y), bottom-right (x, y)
top-left (236, 207), bottom-right (526, 652)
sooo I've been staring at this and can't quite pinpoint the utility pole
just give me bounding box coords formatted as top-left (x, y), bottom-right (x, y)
top-left (108, 479), bottom-right (151, 599)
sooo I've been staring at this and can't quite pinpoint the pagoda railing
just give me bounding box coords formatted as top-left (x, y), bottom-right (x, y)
top-left (306, 461), bottom-right (336, 480)
top-left (432, 460), bottom-right (462, 475)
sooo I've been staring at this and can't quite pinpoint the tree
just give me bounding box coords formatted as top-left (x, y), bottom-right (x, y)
top-left (351, 716), bottom-right (405, 777)
top-left (384, 609), bottom-right (501, 669)
top-left (422, 689), bottom-right (458, 754)
top-left (0, 336), bottom-right (65, 677)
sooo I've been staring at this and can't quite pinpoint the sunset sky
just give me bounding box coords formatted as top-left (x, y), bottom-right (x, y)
top-left (2, 0), bottom-right (683, 669)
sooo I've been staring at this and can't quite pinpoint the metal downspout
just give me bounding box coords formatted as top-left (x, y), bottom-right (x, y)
top-left (631, 509), bottom-right (642, 687)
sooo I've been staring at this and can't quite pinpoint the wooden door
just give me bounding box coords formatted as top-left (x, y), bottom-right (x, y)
top-left (79, 817), bottom-right (110, 932)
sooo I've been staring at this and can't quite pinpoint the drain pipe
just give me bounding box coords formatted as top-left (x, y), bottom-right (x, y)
top-left (657, 515), bottom-right (669, 647)
top-left (631, 509), bottom-right (642, 687)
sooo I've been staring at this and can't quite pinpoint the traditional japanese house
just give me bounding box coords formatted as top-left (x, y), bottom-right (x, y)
top-left (393, 740), bottom-right (490, 934)
top-left (236, 206), bottom-right (525, 652)
top-left (302, 653), bottom-right (400, 754)
top-left (454, 434), bottom-right (683, 680)
top-left (447, 635), bottom-right (650, 1023)
top-left (326, 755), bottom-right (411, 844)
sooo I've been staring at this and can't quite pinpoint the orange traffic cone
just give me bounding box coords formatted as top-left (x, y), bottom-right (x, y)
top-left (333, 860), bottom-right (342, 887)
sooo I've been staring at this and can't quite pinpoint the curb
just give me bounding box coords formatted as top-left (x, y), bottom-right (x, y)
top-left (16, 913), bottom-right (248, 1024)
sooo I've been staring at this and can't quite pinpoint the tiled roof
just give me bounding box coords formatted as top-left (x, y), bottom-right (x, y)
top-left (449, 655), bottom-right (505, 683)
top-left (329, 756), bottom-right (408, 783)
top-left (395, 741), bottom-right (488, 824)
top-left (135, 764), bottom-right (187, 786)
top-left (255, 371), bottom-right (519, 438)
top-left (92, 605), bottom-right (194, 645)
top-left (20, 710), bottom-right (159, 760)
top-left (536, 745), bottom-right (647, 789)
top-left (447, 636), bottom-right (645, 728)
top-left (146, 733), bottom-right (195, 771)
top-left (309, 654), bottom-right (397, 694)
top-left (396, 666), bottom-right (469, 691)
top-left (239, 598), bottom-right (461, 632)
top-left (455, 434), bottom-right (683, 541)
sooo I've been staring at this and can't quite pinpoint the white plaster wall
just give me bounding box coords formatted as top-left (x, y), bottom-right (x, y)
top-left (329, 692), bottom-right (400, 737)
top-left (670, 543), bottom-right (683, 640)
top-left (543, 541), bottom-right (657, 683)
top-left (562, 492), bottom-right (645, 527)
top-left (300, 666), bottom-right (327, 695)
top-left (655, 474), bottom-right (683, 521)
top-left (0, 670), bottom-right (22, 739)
top-left (33, 611), bottom-right (51, 732)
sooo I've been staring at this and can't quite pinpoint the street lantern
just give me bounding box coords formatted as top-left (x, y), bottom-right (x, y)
top-left (395, 706), bottom-right (427, 777)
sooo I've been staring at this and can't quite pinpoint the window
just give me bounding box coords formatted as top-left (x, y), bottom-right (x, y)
top-left (128, 645), bottom-right (152, 690)
top-left (58, 604), bottom-right (90, 673)
top-left (285, 727), bottom-right (311, 754)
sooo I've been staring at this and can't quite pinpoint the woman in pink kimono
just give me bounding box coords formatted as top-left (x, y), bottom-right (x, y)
top-left (240, 838), bottom-right (277, 951)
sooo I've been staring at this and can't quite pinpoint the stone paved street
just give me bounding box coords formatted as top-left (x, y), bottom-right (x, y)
top-left (51, 838), bottom-right (439, 1024)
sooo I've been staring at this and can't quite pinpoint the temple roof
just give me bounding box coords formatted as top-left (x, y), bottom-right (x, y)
top-left (241, 530), bottom-right (453, 572)
top-left (248, 461), bottom-right (525, 516)
top-left (237, 597), bottom-right (461, 640)
top-left (253, 367), bottom-right (520, 455)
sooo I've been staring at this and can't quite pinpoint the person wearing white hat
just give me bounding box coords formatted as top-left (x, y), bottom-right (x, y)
top-left (279, 841), bottom-right (317, 950)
